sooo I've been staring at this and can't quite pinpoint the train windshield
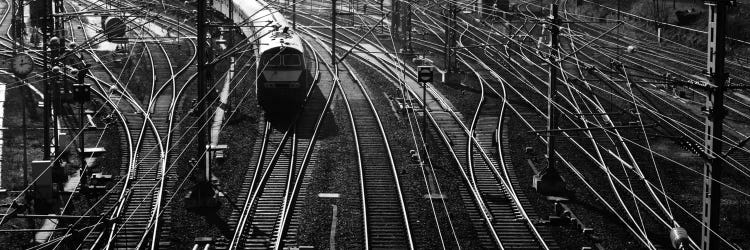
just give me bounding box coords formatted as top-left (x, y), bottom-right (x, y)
top-left (284, 55), bottom-right (301, 66)
top-left (268, 55), bottom-right (282, 66)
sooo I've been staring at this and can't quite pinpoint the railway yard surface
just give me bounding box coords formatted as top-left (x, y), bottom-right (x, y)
top-left (0, 0), bottom-right (748, 249)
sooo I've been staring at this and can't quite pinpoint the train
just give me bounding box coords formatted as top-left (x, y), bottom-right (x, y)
top-left (211, 0), bottom-right (308, 105)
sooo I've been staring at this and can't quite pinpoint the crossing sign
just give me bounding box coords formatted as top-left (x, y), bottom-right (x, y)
top-left (418, 66), bottom-right (433, 84)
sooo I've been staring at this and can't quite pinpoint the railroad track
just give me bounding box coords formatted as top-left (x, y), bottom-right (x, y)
top-left (0, 0), bottom-right (14, 49)
top-left (107, 9), bottom-right (196, 249)
top-left (288, 11), bottom-right (421, 246)
top-left (412, 9), bottom-right (559, 248)
top-left (523, 2), bottom-right (750, 143)
top-left (292, 5), bottom-right (557, 248)
top-left (474, 8), bottom-right (674, 246)
top-left (272, 9), bottom-right (419, 246)
top-left (62, 0), bottom-right (198, 248)
top-left (230, 123), bottom-right (296, 249)
top-left (323, 3), bottom-right (690, 248)
top-left (274, 38), bottom-right (332, 249)
top-left (466, 5), bottom-right (723, 248)
top-left (79, 14), bottom-right (166, 250)
top-left (310, 34), bottom-right (415, 249)
top-left (551, 12), bottom-right (750, 181)
top-left (0, 2), bottom-right (147, 249)
top-left (545, 2), bottom-right (750, 195)
top-left (0, 0), bottom-right (156, 247)
top-left (223, 30), bottom-right (334, 250)
top-left (0, 0), bottom-right (746, 248)
top-left (297, 4), bottom-right (672, 248)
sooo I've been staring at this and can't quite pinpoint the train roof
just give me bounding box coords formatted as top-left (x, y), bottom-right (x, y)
top-left (258, 30), bottom-right (304, 54)
top-left (232, 0), bottom-right (304, 54)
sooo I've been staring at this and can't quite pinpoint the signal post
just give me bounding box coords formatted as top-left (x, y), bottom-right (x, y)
top-left (532, 4), bottom-right (565, 196)
top-left (186, 0), bottom-right (221, 214)
top-left (417, 65), bottom-right (433, 144)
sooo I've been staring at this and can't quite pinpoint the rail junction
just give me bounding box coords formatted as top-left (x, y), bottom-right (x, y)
top-left (0, 0), bottom-right (747, 249)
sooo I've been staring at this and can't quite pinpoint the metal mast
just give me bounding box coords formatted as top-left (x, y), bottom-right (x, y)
top-left (197, 0), bottom-right (209, 181)
top-left (332, 0), bottom-right (338, 74)
top-left (41, 0), bottom-right (52, 159)
top-left (546, 4), bottom-right (560, 173)
top-left (701, 1), bottom-right (729, 249)
top-left (444, 4), bottom-right (457, 74)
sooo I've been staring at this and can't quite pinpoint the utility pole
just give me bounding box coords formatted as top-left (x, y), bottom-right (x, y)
top-left (404, 0), bottom-right (413, 53)
top-left (546, 3), bottom-right (560, 173)
top-left (35, 0), bottom-right (64, 160)
top-left (399, 0), bottom-right (412, 53)
top-left (73, 70), bottom-right (90, 189)
top-left (41, 0), bottom-right (52, 160)
top-left (332, 0), bottom-right (338, 74)
top-left (11, 0), bottom-right (24, 42)
top-left (654, 0), bottom-right (662, 42)
top-left (52, 0), bottom-right (64, 158)
top-left (701, 1), bottom-right (730, 249)
top-left (418, 66), bottom-right (433, 143)
top-left (444, 4), bottom-right (457, 74)
top-left (12, 0), bottom-right (28, 187)
top-left (477, 0), bottom-right (483, 17)
top-left (391, 0), bottom-right (399, 35)
top-left (617, 0), bottom-right (622, 59)
top-left (531, 3), bottom-right (565, 196)
top-left (196, 0), bottom-right (211, 183)
top-left (23, 86), bottom-right (28, 185)
top-left (197, 0), bottom-right (208, 182)
top-left (293, 0), bottom-right (296, 29)
top-left (186, 0), bottom-right (220, 215)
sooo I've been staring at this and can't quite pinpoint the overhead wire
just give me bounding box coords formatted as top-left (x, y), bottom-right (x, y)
top-left (418, 1), bottom-right (740, 248)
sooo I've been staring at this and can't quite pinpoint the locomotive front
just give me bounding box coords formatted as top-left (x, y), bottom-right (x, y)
top-left (212, 0), bottom-right (308, 106)
top-left (256, 31), bottom-right (307, 105)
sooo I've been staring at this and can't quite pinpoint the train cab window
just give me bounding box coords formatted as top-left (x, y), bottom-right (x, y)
top-left (268, 55), bottom-right (282, 66)
top-left (261, 54), bottom-right (281, 67)
top-left (283, 55), bottom-right (301, 66)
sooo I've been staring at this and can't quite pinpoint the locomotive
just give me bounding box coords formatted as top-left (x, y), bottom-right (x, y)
top-left (211, 0), bottom-right (307, 105)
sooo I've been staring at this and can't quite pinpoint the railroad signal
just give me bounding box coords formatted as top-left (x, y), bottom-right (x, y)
top-left (418, 65), bottom-right (433, 84)
top-left (103, 17), bottom-right (126, 41)
top-left (76, 66), bottom-right (90, 84)
top-left (72, 84), bottom-right (91, 103)
top-left (31, 160), bottom-right (55, 214)
top-left (417, 65), bottom-right (433, 158)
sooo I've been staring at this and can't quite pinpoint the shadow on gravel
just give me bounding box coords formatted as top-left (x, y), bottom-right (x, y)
top-left (203, 212), bottom-right (233, 239)
top-left (262, 83), bottom-right (339, 140)
top-left (264, 100), bottom-right (299, 130)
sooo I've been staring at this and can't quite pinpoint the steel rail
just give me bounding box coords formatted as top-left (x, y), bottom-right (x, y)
top-left (227, 120), bottom-right (271, 249)
top-left (66, 2), bottom-right (171, 248)
top-left (416, 11), bottom-right (550, 248)
top-left (273, 37), bottom-right (331, 250)
top-left (90, 1), bottom-right (197, 247)
top-left (104, 26), bottom-right (165, 250)
top-left (313, 34), bottom-right (416, 249)
top-left (470, 10), bottom-right (700, 247)
top-left (350, 8), bottom-right (550, 247)
top-left (290, 16), bottom-right (417, 247)
top-left (465, 13), bottom-right (660, 247)
top-left (301, 23), bottom-right (503, 248)
top-left (64, 2), bottom-right (160, 248)
top-left (228, 48), bottom-right (331, 250)
top-left (296, 16), bottom-right (501, 248)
